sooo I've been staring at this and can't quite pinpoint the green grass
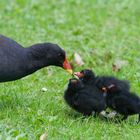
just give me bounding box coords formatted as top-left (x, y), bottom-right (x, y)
top-left (0, 0), bottom-right (140, 139)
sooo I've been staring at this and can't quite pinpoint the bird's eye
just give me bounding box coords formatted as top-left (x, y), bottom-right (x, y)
top-left (58, 53), bottom-right (63, 57)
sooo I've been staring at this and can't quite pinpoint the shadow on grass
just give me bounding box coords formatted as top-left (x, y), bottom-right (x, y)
top-left (64, 109), bottom-right (139, 125)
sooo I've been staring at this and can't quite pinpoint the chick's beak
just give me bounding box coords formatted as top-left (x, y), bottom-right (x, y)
top-left (74, 72), bottom-right (84, 78)
top-left (63, 58), bottom-right (73, 74)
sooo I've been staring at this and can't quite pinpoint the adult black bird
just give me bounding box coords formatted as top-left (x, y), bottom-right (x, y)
top-left (0, 34), bottom-right (72, 82)
top-left (75, 69), bottom-right (140, 122)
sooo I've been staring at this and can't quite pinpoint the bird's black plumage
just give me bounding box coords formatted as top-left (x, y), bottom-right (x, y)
top-left (64, 76), bottom-right (106, 116)
top-left (102, 85), bottom-right (140, 122)
top-left (0, 34), bottom-right (69, 82)
top-left (75, 69), bottom-right (140, 122)
top-left (95, 75), bottom-right (130, 93)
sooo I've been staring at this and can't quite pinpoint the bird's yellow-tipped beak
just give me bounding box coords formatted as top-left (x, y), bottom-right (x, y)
top-left (66, 69), bottom-right (73, 74)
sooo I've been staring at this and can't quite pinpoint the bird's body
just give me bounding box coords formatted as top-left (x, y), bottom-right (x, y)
top-left (0, 34), bottom-right (29, 81)
top-left (93, 72), bottom-right (140, 121)
top-left (105, 86), bottom-right (140, 121)
top-left (64, 78), bottom-right (106, 116)
top-left (0, 34), bottom-right (72, 82)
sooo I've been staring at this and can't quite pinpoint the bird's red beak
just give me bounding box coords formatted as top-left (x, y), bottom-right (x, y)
top-left (63, 58), bottom-right (73, 74)
top-left (74, 72), bottom-right (84, 78)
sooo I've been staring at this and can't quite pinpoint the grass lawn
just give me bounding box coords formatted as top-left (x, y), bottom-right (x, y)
top-left (0, 0), bottom-right (140, 139)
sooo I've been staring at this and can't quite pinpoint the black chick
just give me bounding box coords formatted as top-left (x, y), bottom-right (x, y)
top-left (102, 85), bottom-right (140, 122)
top-left (0, 34), bottom-right (72, 82)
top-left (75, 69), bottom-right (140, 122)
top-left (75, 69), bottom-right (130, 93)
top-left (64, 77), bottom-right (106, 116)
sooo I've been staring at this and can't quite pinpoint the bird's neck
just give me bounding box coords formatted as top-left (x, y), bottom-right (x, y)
top-left (25, 47), bottom-right (49, 74)
top-left (27, 60), bottom-right (47, 74)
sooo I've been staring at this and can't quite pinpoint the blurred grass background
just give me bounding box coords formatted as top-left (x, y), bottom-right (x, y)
top-left (0, 0), bottom-right (140, 139)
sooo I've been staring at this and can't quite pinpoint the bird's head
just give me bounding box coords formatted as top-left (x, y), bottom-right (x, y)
top-left (74, 69), bottom-right (96, 84)
top-left (68, 78), bottom-right (84, 91)
top-left (29, 43), bottom-right (73, 74)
